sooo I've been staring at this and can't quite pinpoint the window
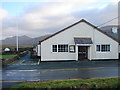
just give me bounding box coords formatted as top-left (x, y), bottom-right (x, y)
top-left (101, 45), bottom-right (110, 52)
top-left (52, 45), bottom-right (57, 52)
top-left (107, 45), bottom-right (110, 51)
top-left (101, 45), bottom-right (106, 52)
top-left (112, 26), bottom-right (117, 33)
top-left (96, 45), bottom-right (100, 51)
top-left (58, 44), bottom-right (68, 52)
top-left (96, 44), bottom-right (110, 52)
top-left (69, 45), bottom-right (75, 52)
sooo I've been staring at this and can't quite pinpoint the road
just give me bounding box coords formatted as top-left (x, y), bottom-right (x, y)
top-left (1, 52), bottom-right (120, 88)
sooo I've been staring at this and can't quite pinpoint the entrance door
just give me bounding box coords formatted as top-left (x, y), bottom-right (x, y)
top-left (119, 53), bottom-right (120, 60)
top-left (78, 46), bottom-right (88, 60)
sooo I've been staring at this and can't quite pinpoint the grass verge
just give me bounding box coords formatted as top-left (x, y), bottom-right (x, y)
top-left (11, 77), bottom-right (120, 89)
top-left (0, 55), bottom-right (15, 59)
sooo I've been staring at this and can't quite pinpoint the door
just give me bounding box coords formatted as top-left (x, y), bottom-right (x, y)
top-left (119, 53), bottom-right (120, 60)
top-left (78, 46), bottom-right (88, 60)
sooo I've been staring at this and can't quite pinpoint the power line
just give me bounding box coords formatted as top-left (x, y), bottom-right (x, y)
top-left (97, 16), bottom-right (120, 27)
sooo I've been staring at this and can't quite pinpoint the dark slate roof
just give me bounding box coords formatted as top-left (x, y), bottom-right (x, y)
top-left (100, 25), bottom-right (120, 43)
top-left (74, 38), bottom-right (93, 44)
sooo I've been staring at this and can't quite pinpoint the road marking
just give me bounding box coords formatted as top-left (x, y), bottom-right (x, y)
top-left (20, 60), bottom-right (25, 65)
top-left (7, 60), bottom-right (18, 65)
top-left (38, 59), bottom-right (40, 65)
top-left (1, 67), bottom-right (120, 72)
top-left (1, 67), bottom-right (105, 71)
top-left (15, 60), bottom-right (39, 65)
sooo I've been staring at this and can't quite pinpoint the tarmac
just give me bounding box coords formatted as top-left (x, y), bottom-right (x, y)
top-left (1, 52), bottom-right (120, 88)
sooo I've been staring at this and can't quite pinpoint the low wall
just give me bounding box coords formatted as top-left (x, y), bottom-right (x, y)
top-left (2, 51), bottom-right (29, 66)
top-left (2, 51), bottom-right (18, 55)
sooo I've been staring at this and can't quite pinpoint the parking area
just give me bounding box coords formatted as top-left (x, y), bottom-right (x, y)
top-left (3, 52), bottom-right (119, 70)
top-left (2, 52), bottom-right (120, 88)
top-left (9, 52), bottom-right (39, 65)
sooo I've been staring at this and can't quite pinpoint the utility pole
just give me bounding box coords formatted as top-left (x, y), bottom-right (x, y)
top-left (16, 14), bottom-right (19, 52)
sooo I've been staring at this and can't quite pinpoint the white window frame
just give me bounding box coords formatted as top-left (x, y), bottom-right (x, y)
top-left (101, 44), bottom-right (110, 52)
top-left (107, 45), bottom-right (111, 52)
top-left (52, 45), bottom-right (58, 53)
top-left (58, 44), bottom-right (68, 52)
top-left (96, 44), bottom-right (111, 53)
top-left (96, 45), bottom-right (101, 52)
top-left (68, 44), bottom-right (76, 53)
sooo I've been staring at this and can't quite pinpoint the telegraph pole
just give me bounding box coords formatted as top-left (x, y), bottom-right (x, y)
top-left (16, 14), bottom-right (19, 52)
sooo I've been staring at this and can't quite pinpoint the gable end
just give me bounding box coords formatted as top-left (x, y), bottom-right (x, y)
top-left (40, 19), bottom-right (119, 43)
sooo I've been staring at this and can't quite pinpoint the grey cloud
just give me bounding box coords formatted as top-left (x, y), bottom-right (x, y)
top-left (72, 3), bottom-right (118, 26)
top-left (2, 2), bottom-right (118, 40)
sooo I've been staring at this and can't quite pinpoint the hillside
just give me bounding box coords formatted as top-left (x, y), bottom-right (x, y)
top-left (1, 34), bottom-right (51, 45)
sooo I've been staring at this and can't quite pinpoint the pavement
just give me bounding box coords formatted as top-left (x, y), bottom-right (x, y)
top-left (1, 52), bottom-right (120, 89)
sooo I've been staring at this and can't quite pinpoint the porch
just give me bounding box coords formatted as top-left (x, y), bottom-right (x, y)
top-left (74, 38), bottom-right (93, 60)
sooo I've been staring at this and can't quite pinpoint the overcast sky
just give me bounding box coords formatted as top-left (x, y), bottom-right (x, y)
top-left (0, 0), bottom-right (119, 40)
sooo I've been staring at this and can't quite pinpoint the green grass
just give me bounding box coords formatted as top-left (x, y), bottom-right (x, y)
top-left (0, 55), bottom-right (15, 59)
top-left (11, 77), bottom-right (120, 89)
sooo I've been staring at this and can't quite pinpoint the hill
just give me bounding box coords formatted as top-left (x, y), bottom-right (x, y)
top-left (1, 34), bottom-right (51, 45)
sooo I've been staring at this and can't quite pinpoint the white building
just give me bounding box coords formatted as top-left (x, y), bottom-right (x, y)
top-left (4, 48), bottom-right (10, 52)
top-left (37, 19), bottom-right (119, 61)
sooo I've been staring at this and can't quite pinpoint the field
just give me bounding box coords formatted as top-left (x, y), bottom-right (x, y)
top-left (0, 55), bottom-right (15, 59)
top-left (11, 77), bottom-right (120, 89)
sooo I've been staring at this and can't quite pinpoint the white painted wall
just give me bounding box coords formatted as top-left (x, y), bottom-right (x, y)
top-left (40, 22), bottom-right (119, 61)
top-left (119, 45), bottom-right (120, 53)
top-left (92, 28), bottom-right (119, 60)
top-left (37, 45), bottom-right (41, 56)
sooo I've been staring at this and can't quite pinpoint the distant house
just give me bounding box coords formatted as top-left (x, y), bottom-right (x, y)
top-left (4, 48), bottom-right (10, 52)
top-left (37, 19), bottom-right (119, 61)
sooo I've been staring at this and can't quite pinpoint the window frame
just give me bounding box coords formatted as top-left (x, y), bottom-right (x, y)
top-left (101, 44), bottom-right (110, 52)
top-left (96, 44), bottom-right (110, 53)
top-left (96, 45), bottom-right (101, 52)
top-left (69, 45), bottom-right (75, 53)
top-left (52, 45), bottom-right (58, 53)
top-left (107, 45), bottom-right (110, 52)
top-left (58, 44), bottom-right (68, 52)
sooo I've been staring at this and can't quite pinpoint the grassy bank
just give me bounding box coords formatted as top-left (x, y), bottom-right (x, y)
top-left (0, 55), bottom-right (15, 59)
top-left (11, 77), bottom-right (120, 89)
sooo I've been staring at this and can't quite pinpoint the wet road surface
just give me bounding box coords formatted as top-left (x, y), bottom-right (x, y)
top-left (1, 52), bottom-right (119, 88)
